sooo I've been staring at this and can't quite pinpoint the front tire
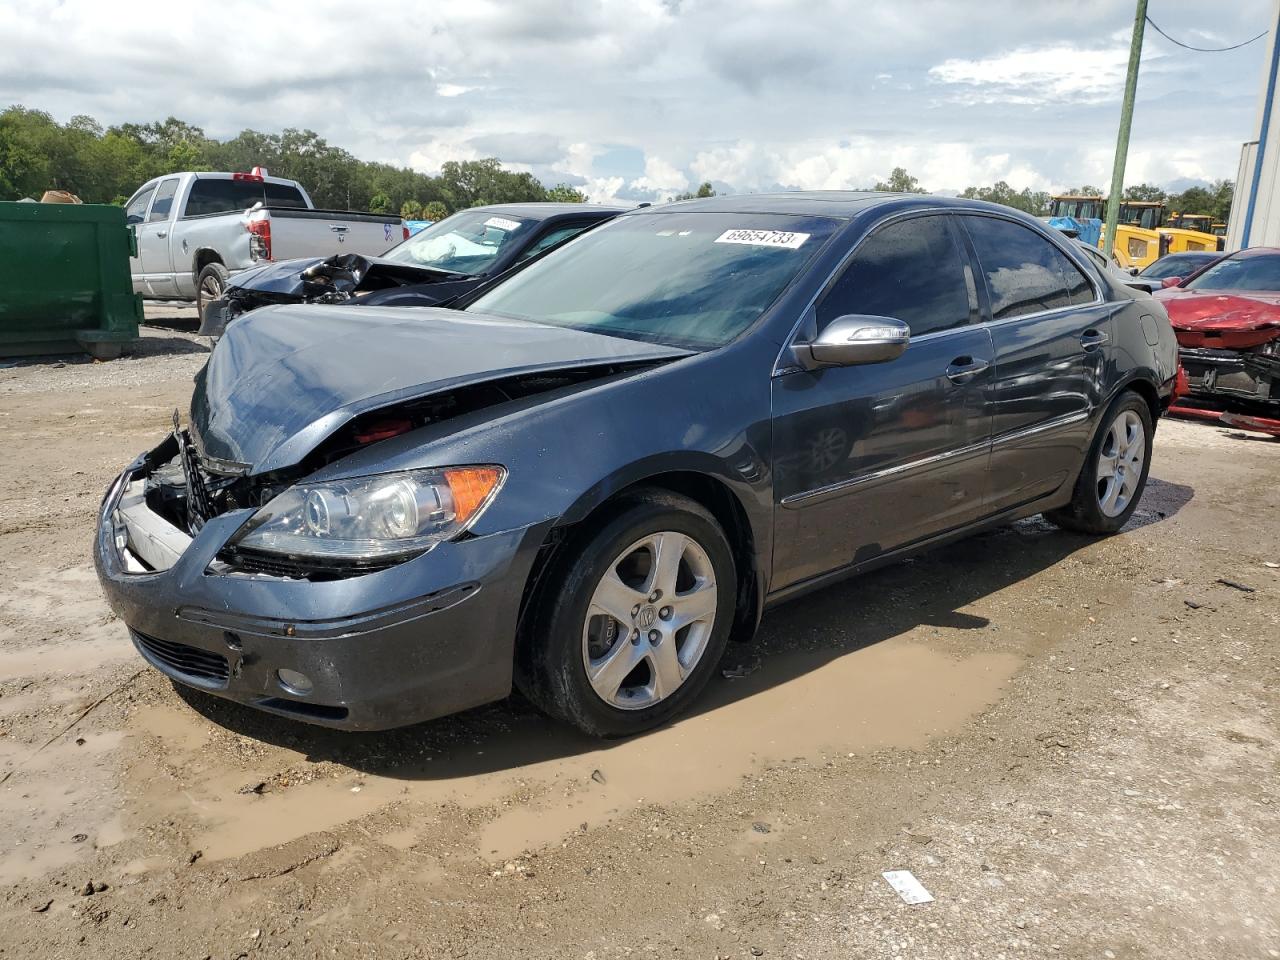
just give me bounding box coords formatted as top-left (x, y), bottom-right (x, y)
top-left (195, 262), bottom-right (229, 324)
top-left (517, 490), bottom-right (736, 738)
top-left (1046, 390), bottom-right (1153, 534)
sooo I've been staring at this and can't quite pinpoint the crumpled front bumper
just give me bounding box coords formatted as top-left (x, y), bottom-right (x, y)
top-left (93, 450), bottom-right (546, 731)
top-left (1174, 345), bottom-right (1279, 409)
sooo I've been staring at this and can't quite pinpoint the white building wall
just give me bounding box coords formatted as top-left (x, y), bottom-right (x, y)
top-left (1229, 3), bottom-right (1280, 251)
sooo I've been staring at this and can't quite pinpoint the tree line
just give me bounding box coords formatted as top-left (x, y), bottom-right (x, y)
top-left (874, 166), bottom-right (1233, 223)
top-left (0, 106), bottom-right (587, 219)
top-left (0, 108), bottom-right (1235, 224)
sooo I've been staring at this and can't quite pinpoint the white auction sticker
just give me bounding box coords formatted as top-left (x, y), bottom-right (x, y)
top-left (714, 228), bottom-right (809, 249)
top-left (484, 216), bottom-right (523, 231)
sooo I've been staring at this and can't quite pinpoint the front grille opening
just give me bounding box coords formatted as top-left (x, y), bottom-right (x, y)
top-left (256, 697), bottom-right (349, 722)
top-left (132, 630), bottom-right (230, 688)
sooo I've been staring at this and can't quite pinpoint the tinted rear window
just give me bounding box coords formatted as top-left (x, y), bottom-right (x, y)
top-left (183, 178), bottom-right (306, 217)
top-left (963, 216), bottom-right (1094, 320)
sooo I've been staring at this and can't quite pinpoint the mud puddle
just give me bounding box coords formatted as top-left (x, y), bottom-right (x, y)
top-left (0, 730), bottom-right (125, 885)
top-left (127, 640), bottom-right (1020, 866)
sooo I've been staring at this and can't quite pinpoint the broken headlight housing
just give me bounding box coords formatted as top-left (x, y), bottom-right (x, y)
top-left (233, 466), bottom-right (505, 561)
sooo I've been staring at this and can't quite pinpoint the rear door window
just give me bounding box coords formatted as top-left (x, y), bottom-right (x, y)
top-left (817, 215), bottom-right (972, 337)
top-left (147, 178), bottom-right (180, 222)
top-left (962, 216), bottom-right (1095, 320)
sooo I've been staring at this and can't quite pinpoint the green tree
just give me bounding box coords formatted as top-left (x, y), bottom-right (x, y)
top-left (438, 157), bottom-right (547, 210)
top-left (1060, 185), bottom-right (1104, 197)
top-left (546, 183), bottom-right (588, 203)
top-left (0, 106), bottom-right (584, 217)
top-left (1168, 180), bottom-right (1233, 223)
top-left (672, 181), bottom-right (716, 201)
top-left (400, 199), bottom-right (424, 220)
top-left (1123, 183), bottom-right (1166, 203)
top-left (874, 167), bottom-right (927, 193)
top-left (958, 181), bottom-right (1050, 216)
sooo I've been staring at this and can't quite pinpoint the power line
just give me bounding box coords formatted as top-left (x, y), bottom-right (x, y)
top-left (1145, 15), bottom-right (1267, 53)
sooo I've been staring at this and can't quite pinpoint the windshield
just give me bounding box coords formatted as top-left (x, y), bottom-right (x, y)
top-left (1185, 253), bottom-right (1280, 292)
top-left (466, 212), bottom-right (838, 349)
top-left (1142, 254), bottom-right (1214, 280)
top-left (383, 209), bottom-right (530, 275)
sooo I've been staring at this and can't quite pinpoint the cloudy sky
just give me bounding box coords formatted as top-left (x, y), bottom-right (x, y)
top-left (1, 0), bottom-right (1273, 202)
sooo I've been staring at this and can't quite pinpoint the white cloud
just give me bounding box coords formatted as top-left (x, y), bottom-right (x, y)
top-left (0, 0), bottom-right (1266, 202)
top-left (929, 44), bottom-right (1138, 105)
top-left (630, 156), bottom-right (690, 197)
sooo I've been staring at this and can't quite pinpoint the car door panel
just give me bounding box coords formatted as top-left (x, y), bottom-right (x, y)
top-left (984, 305), bottom-right (1112, 509)
top-left (771, 325), bottom-right (995, 588)
top-left (956, 214), bottom-right (1111, 513)
top-left (139, 177), bottom-right (180, 296)
top-left (769, 212), bottom-right (995, 592)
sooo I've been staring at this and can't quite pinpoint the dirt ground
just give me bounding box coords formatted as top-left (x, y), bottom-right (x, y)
top-left (1, 310), bottom-right (1278, 960)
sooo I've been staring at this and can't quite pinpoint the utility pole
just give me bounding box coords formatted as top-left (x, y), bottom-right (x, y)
top-left (1103, 0), bottom-right (1149, 257)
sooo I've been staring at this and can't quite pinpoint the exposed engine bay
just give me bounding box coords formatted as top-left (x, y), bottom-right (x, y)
top-left (198, 254), bottom-right (474, 338)
top-left (130, 361), bottom-right (667, 579)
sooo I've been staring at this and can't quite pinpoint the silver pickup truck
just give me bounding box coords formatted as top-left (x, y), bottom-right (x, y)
top-left (123, 170), bottom-right (407, 319)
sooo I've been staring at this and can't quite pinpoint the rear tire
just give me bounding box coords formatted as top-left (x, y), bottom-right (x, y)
top-left (1045, 390), bottom-right (1153, 534)
top-left (196, 262), bottom-right (229, 324)
top-left (516, 490), bottom-right (736, 738)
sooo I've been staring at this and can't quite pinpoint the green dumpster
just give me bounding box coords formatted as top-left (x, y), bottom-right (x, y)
top-left (0, 201), bottom-right (141, 359)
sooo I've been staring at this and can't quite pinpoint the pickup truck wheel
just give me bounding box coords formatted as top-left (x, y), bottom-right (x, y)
top-left (517, 490), bottom-right (736, 738)
top-left (196, 263), bottom-right (229, 323)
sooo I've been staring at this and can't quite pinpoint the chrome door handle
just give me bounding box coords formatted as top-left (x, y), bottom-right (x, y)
top-left (154, 230), bottom-right (167, 238)
top-left (945, 357), bottom-right (990, 384)
top-left (1080, 329), bottom-right (1109, 350)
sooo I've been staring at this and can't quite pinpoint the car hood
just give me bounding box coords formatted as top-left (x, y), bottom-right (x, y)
top-left (190, 303), bottom-right (690, 475)
top-left (228, 255), bottom-right (458, 297)
top-left (1153, 288), bottom-right (1280, 348)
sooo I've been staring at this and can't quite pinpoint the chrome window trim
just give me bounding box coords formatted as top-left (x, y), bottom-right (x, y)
top-left (780, 408), bottom-right (1090, 509)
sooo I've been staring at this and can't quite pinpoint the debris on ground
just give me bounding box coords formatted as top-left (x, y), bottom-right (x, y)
top-left (722, 658), bottom-right (762, 679)
top-left (1217, 578), bottom-right (1256, 593)
top-left (590, 769), bottom-right (606, 785)
top-left (882, 869), bottom-right (934, 904)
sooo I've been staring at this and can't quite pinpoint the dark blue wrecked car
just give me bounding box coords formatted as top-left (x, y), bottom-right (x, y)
top-left (97, 192), bottom-right (1178, 737)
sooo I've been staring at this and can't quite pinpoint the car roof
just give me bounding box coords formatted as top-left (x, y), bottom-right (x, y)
top-left (473, 202), bottom-right (627, 220)
top-left (625, 191), bottom-right (1034, 221)
top-left (1225, 246), bottom-right (1280, 259)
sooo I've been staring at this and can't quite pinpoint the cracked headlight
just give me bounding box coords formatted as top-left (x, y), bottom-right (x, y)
top-left (234, 466), bottom-right (505, 560)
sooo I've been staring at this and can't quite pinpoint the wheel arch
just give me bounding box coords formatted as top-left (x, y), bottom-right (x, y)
top-left (1109, 374), bottom-right (1161, 426)
top-left (515, 466), bottom-right (767, 657)
top-left (192, 248), bottom-right (224, 284)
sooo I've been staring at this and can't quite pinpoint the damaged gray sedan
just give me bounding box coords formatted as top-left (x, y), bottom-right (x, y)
top-left (95, 193), bottom-right (1178, 737)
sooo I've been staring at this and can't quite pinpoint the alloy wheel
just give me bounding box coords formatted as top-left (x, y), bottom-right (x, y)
top-left (582, 531), bottom-right (718, 710)
top-left (1096, 409), bottom-right (1145, 517)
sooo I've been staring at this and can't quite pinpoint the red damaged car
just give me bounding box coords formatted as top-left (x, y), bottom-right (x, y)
top-left (1154, 247), bottom-right (1280, 435)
